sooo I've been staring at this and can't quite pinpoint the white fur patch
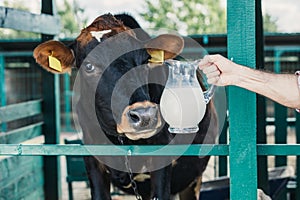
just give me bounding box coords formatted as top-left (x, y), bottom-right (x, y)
top-left (90, 30), bottom-right (112, 41)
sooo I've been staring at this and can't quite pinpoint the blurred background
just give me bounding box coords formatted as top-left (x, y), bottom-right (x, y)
top-left (1, 0), bottom-right (299, 38)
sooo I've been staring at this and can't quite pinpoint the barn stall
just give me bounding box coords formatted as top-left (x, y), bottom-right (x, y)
top-left (0, 0), bottom-right (300, 200)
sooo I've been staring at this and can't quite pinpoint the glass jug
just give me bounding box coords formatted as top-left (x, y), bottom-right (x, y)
top-left (160, 59), bottom-right (215, 133)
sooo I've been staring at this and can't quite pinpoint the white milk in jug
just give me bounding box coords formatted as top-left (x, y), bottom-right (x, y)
top-left (160, 87), bottom-right (206, 133)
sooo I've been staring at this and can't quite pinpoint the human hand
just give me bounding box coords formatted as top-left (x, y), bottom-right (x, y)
top-left (198, 54), bottom-right (242, 86)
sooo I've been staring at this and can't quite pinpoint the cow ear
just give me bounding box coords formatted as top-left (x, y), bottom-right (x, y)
top-left (145, 34), bottom-right (184, 63)
top-left (33, 40), bottom-right (75, 74)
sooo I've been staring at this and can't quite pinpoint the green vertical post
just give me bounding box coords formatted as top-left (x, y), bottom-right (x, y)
top-left (227, 0), bottom-right (258, 199)
top-left (41, 0), bottom-right (61, 200)
top-left (218, 118), bottom-right (228, 176)
top-left (255, 0), bottom-right (269, 194)
top-left (0, 55), bottom-right (7, 131)
top-left (274, 50), bottom-right (282, 74)
top-left (274, 50), bottom-right (287, 167)
top-left (295, 111), bottom-right (300, 200)
top-left (274, 103), bottom-right (287, 166)
top-left (63, 73), bottom-right (73, 132)
top-left (42, 72), bottom-right (61, 200)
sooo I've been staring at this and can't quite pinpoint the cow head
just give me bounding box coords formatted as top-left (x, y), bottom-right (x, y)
top-left (34, 13), bottom-right (184, 141)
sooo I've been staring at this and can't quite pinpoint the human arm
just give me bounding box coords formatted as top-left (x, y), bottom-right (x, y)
top-left (198, 54), bottom-right (300, 109)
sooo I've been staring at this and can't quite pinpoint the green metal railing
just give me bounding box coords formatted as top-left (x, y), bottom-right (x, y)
top-left (1, 144), bottom-right (300, 156)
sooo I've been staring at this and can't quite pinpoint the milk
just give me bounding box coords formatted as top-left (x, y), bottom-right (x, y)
top-left (160, 87), bottom-right (206, 133)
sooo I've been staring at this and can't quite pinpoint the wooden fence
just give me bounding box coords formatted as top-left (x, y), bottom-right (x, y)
top-left (0, 0), bottom-right (61, 199)
top-left (0, 100), bottom-right (44, 199)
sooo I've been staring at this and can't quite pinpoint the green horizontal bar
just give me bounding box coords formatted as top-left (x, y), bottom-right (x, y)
top-left (257, 144), bottom-right (300, 155)
top-left (0, 99), bottom-right (42, 123)
top-left (0, 51), bottom-right (33, 57)
top-left (0, 144), bottom-right (229, 156)
top-left (0, 122), bottom-right (43, 143)
top-left (1, 144), bottom-right (300, 156)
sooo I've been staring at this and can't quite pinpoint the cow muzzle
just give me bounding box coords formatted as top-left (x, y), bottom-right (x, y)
top-left (117, 101), bottom-right (162, 140)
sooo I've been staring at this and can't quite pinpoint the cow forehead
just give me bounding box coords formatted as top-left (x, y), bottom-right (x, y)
top-left (82, 32), bottom-right (145, 67)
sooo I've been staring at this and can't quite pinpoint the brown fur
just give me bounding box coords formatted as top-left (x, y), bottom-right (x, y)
top-left (76, 13), bottom-right (130, 47)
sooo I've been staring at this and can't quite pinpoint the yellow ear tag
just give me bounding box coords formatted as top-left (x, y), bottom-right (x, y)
top-left (147, 49), bottom-right (164, 64)
top-left (48, 52), bottom-right (62, 72)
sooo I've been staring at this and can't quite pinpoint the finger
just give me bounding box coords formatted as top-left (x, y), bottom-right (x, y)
top-left (206, 54), bottom-right (222, 63)
top-left (198, 55), bottom-right (213, 69)
top-left (198, 62), bottom-right (211, 70)
top-left (206, 70), bottom-right (221, 79)
top-left (202, 64), bottom-right (219, 74)
top-left (207, 76), bottom-right (220, 85)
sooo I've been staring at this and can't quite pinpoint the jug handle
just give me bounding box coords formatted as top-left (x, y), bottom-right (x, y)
top-left (203, 84), bottom-right (216, 104)
top-left (194, 59), bottom-right (216, 104)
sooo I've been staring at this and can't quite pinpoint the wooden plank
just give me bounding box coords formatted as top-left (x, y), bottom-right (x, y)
top-left (0, 99), bottom-right (42, 124)
top-left (0, 122), bottom-right (43, 144)
top-left (0, 6), bottom-right (60, 35)
top-left (0, 156), bottom-right (43, 184)
top-left (0, 164), bottom-right (44, 199)
top-left (227, 0), bottom-right (258, 199)
top-left (0, 156), bottom-right (44, 200)
top-left (16, 169), bottom-right (44, 199)
top-left (23, 188), bottom-right (44, 200)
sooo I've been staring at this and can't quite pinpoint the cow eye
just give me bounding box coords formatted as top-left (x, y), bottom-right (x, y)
top-left (85, 63), bottom-right (95, 73)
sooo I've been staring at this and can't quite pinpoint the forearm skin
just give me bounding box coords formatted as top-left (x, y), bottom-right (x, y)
top-left (235, 66), bottom-right (300, 109)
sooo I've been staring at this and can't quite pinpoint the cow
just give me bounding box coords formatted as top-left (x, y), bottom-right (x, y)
top-left (33, 13), bottom-right (218, 200)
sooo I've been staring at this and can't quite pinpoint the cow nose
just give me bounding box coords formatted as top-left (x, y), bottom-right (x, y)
top-left (127, 106), bottom-right (158, 129)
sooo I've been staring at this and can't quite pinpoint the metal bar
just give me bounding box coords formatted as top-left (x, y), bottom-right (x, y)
top-left (258, 145), bottom-right (300, 155)
top-left (63, 74), bottom-right (73, 132)
top-left (0, 55), bottom-right (7, 131)
top-left (2, 144), bottom-right (300, 156)
top-left (255, 1), bottom-right (269, 192)
top-left (274, 50), bottom-right (282, 73)
top-left (41, 1), bottom-right (61, 199)
top-left (0, 52), bottom-right (33, 57)
top-left (274, 103), bottom-right (288, 166)
top-left (274, 49), bottom-right (288, 167)
top-left (218, 119), bottom-right (228, 176)
top-left (227, 0), bottom-right (258, 199)
top-left (0, 144), bottom-right (229, 156)
top-left (296, 112), bottom-right (300, 200)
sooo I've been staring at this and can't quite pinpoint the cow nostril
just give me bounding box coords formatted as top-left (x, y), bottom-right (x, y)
top-left (128, 111), bottom-right (141, 123)
top-left (127, 106), bottom-right (159, 129)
